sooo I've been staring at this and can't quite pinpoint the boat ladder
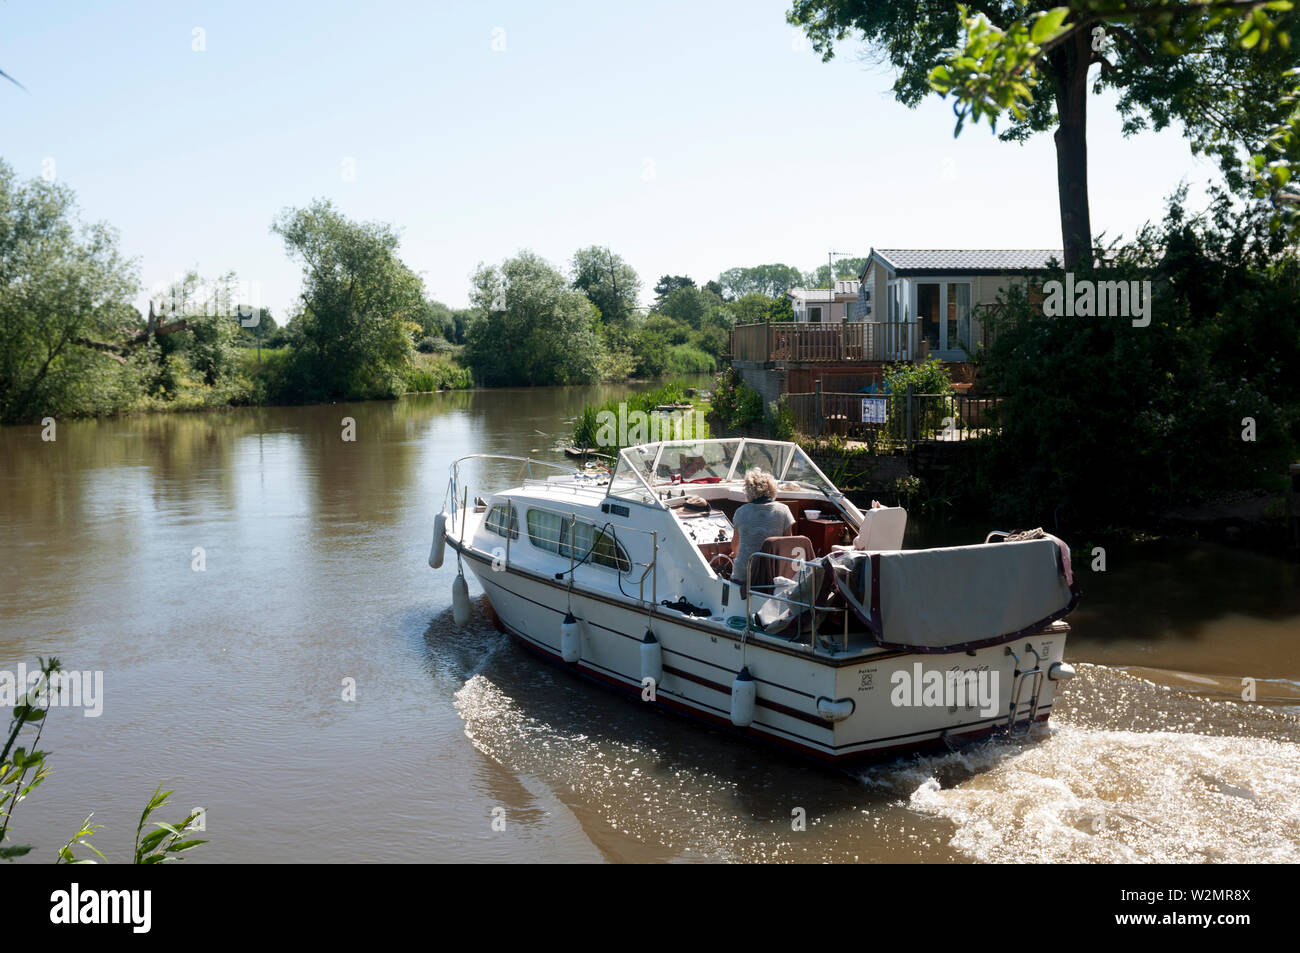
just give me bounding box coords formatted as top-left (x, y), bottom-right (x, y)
top-left (1004, 643), bottom-right (1045, 734)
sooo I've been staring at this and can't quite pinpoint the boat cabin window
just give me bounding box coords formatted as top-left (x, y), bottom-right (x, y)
top-left (485, 502), bottom-right (519, 539)
top-left (525, 509), bottom-right (630, 572)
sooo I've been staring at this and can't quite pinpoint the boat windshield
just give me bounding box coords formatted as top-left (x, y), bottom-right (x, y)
top-left (729, 440), bottom-right (795, 483)
top-left (606, 438), bottom-right (844, 504)
top-left (780, 447), bottom-right (839, 497)
top-left (653, 440), bottom-right (740, 484)
top-left (608, 446), bottom-right (659, 504)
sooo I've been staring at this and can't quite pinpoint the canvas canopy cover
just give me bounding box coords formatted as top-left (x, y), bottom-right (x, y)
top-left (834, 537), bottom-right (1078, 653)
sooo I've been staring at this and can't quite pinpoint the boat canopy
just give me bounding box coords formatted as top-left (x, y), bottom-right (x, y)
top-left (606, 438), bottom-right (844, 507)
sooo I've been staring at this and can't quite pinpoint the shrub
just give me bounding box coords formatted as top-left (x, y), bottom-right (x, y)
top-left (709, 367), bottom-right (766, 431)
top-left (665, 344), bottom-right (715, 375)
top-left (403, 354), bottom-right (472, 392)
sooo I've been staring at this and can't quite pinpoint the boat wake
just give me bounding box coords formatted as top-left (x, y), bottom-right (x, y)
top-left (442, 633), bottom-right (1300, 863)
top-left (863, 663), bottom-right (1300, 863)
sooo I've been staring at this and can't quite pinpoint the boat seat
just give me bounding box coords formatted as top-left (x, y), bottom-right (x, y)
top-left (852, 506), bottom-right (907, 552)
top-left (749, 535), bottom-right (815, 590)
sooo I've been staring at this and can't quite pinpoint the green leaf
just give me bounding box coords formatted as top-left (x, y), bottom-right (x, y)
top-left (138, 829), bottom-right (169, 854)
top-left (1030, 8), bottom-right (1069, 45)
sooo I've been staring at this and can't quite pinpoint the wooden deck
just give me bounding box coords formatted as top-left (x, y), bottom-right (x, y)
top-left (730, 322), bottom-right (929, 364)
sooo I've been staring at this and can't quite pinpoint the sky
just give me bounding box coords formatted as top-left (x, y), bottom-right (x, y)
top-left (3, 0), bottom-right (1224, 317)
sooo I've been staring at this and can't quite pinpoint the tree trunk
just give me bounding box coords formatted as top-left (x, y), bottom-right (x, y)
top-left (1051, 30), bottom-right (1093, 270)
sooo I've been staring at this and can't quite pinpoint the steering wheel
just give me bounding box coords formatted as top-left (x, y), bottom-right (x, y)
top-left (709, 552), bottom-right (734, 579)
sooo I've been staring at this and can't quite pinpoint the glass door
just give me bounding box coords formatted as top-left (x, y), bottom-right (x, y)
top-left (947, 282), bottom-right (972, 353)
top-left (917, 283), bottom-right (941, 351)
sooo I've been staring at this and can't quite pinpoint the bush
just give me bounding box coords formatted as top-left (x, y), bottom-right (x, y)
top-left (709, 367), bottom-right (765, 430)
top-left (571, 381), bottom-right (708, 454)
top-left (665, 344), bottom-right (715, 375)
top-left (416, 335), bottom-right (454, 355)
top-left (403, 354), bottom-right (472, 392)
top-left (974, 192), bottom-right (1300, 530)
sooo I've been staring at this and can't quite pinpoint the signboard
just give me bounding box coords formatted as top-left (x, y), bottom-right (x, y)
top-left (861, 397), bottom-right (887, 424)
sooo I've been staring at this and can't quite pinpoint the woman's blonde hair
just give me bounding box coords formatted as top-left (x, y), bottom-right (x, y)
top-left (743, 468), bottom-right (779, 502)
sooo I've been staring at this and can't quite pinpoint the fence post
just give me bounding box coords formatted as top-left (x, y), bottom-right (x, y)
top-left (905, 383), bottom-right (914, 451)
top-left (815, 379), bottom-right (823, 438)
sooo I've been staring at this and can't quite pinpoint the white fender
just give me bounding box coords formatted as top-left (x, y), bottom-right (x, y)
top-left (561, 612), bottom-right (581, 663)
top-left (640, 631), bottom-right (662, 687)
top-left (1048, 661), bottom-right (1076, 681)
top-left (451, 573), bottom-right (470, 626)
top-left (730, 667), bottom-right (756, 727)
top-left (429, 513), bottom-right (447, 569)
top-left (816, 696), bottom-right (855, 722)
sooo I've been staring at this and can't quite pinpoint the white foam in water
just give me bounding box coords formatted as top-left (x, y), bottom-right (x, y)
top-left (453, 657), bottom-right (1300, 863)
top-left (898, 725), bottom-right (1300, 863)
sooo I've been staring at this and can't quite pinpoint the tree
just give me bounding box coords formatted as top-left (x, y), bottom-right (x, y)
top-left (464, 250), bottom-right (605, 386)
top-left (450, 308), bottom-right (475, 345)
top-left (717, 264), bottom-right (805, 299)
top-left (657, 285), bottom-right (723, 329)
top-left (571, 246), bottom-right (641, 323)
top-left (0, 161), bottom-right (141, 422)
top-left (978, 192), bottom-right (1299, 527)
top-left (272, 199), bottom-right (424, 401)
top-left (142, 270), bottom-right (245, 397)
top-left (652, 274), bottom-right (696, 304)
top-left (727, 293), bottom-right (796, 323)
top-left (806, 256), bottom-right (868, 289)
top-left (414, 299), bottom-right (455, 341)
top-left (788, 1), bottom-right (1300, 267)
top-left (236, 307), bottom-right (277, 347)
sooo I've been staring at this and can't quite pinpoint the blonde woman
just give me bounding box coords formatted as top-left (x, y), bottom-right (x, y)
top-left (730, 469), bottom-right (795, 589)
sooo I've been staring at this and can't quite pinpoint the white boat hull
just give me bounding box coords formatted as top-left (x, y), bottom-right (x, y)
top-left (453, 540), bottom-right (1071, 763)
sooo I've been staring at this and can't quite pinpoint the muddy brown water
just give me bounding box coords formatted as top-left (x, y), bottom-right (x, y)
top-left (2, 384), bottom-right (1298, 863)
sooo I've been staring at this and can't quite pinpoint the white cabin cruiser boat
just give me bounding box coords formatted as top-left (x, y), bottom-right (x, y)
top-left (431, 439), bottom-right (1079, 763)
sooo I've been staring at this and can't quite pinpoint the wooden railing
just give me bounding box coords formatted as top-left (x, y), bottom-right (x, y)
top-left (783, 391), bottom-right (1002, 449)
top-left (730, 322), bottom-right (771, 362)
top-left (729, 322), bottom-right (928, 363)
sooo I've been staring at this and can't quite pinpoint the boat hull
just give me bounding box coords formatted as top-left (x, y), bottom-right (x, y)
top-left (452, 540), bottom-right (1070, 764)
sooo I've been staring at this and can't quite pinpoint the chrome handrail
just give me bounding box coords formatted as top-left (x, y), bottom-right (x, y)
top-left (446, 454), bottom-right (581, 530)
top-left (742, 550), bottom-right (846, 652)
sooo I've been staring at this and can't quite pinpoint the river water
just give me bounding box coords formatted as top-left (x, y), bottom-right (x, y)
top-left (2, 384), bottom-right (1298, 863)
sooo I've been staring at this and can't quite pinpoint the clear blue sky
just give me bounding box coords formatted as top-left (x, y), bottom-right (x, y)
top-left (3, 0), bottom-right (1220, 317)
